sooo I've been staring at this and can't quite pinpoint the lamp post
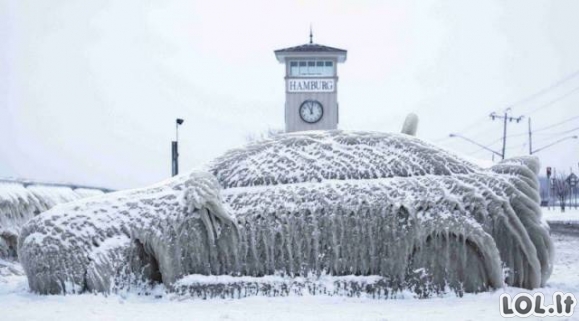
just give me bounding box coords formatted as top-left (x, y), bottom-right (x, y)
top-left (172, 118), bottom-right (184, 177)
top-left (449, 133), bottom-right (504, 159)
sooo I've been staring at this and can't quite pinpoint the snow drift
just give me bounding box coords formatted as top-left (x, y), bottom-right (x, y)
top-left (0, 182), bottom-right (104, 261)
top-left (18, 131), bottom-right (553, 297)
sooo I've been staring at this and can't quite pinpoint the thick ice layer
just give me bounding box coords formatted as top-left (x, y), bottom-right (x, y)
top-left (227, 171), bottom-right (551, 288)
top-left (18, 131), bottom-right (553, 296)
top-left (0, 182), bottom-right (104, 260)
top-left (18, 172), bottom-right (238, 294)
top-left (209, 131), bottom-right (480, 188)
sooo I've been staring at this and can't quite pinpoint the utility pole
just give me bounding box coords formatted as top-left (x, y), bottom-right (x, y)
top-left (529, 117), bottom-right (533, 155)
top-left (546, 166), bottom-right (552, 209)
top-left (490, 108), bottom-right (524, 160)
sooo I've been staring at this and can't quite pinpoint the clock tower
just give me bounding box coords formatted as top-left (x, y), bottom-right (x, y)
top-left (274, 31), bottom-right (347, 132)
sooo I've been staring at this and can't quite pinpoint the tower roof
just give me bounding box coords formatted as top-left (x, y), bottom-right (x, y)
top-left (274, 43), bottom-right (347, 63)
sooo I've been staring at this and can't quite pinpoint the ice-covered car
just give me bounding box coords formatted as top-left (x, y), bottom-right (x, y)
top-left (18, 130), bottom-right (553, 297)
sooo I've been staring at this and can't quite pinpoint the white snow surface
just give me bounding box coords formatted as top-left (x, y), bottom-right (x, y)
top-left (1, 233), bottom-right (577, 321)
top-left (542, 207), bottom-right (579, 223)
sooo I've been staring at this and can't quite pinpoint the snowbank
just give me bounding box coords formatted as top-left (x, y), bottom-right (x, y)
top-left (18, 131), bottom-right (553, 297)
top-left (0, 181), bottom-right (104, 260)
top-left (18, 172), bottom-right (238, 294)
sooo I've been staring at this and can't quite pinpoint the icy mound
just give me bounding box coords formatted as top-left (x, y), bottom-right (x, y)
top-left (210, 131), bottom-right (480, 188)
top-left (0, 182), bottom-right (104, 260)
top-left (18, 172), bottom-right (238, 294)
top-left (18, 131), bottom-right (553, 297)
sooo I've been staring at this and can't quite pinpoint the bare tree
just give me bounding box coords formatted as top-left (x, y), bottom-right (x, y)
top-left (552, 173), bottom-right (571, 212)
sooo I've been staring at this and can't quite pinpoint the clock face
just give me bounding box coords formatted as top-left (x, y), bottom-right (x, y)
top-left (299, 100), bottom-right (323, 123)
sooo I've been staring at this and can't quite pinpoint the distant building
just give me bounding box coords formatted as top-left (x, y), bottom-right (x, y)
top-left (274, 31), bottom-right (347, 132)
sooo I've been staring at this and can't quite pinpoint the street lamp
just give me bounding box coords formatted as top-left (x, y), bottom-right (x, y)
top-left (530, 135), bottom-right (577, 155)
top-left (449, 133), bottom-right (504, 159)
top-left (172, 118), bottom-right (185, 177)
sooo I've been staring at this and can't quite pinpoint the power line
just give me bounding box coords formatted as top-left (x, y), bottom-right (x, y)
top-left (433, 123), bottom-right (489, 142)
top-left (467, 137), bottom-right (503, 155)
top-left (465, 137), bottom-right (503, 155)
top-left (449, 114), bottom-right (494, 137)
top-left (508, 68), bottom-right (579, 113)
top-left (448, 69), bottom-right (579, 139)
top-left (502, 115), bottom-right (579, 139)
top-left (453, 110), bottom-right (525, 158)
top-left (548, 126), bottom-right (579, 137)
top-left (528, 116), bottom-right (579, 154)
top-left (534, 131), bottom-right (573, 137)
top-left (466, 86), bottom-right (579, 154)
top-left (524, 85), bottom-right (579, 115)
top-left (531, 135), bottom-right (578, 154)
top-left (466, 126), bottom-right (579, 157)
top-left (534, 115), bottom-right (579, 133)
top-left (449, 133), bottom-right (503, 158)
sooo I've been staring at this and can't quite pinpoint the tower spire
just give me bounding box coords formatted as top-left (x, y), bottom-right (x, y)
top-left (309, 24), bottom-right (313, 44)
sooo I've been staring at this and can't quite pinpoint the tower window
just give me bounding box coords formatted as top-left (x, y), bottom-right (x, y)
top-left (307, 61), bottom-right (315, 75)
top-left (289, 60), bottom-right (334, 77)
top-left (324, 61), bottom-right (334, 76)
top-left (290, 61), bottom-right (298, 75)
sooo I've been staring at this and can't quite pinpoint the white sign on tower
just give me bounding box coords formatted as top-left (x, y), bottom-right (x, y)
top-left (287, 79), bottom-right (335, 93)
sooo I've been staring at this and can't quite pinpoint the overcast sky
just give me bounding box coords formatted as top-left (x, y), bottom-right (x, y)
top-left (1, 0), bottom-right (578, 190)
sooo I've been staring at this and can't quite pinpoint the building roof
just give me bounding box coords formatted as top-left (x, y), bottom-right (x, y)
top-left (274, 43), bottom-right (347, 63)
top-left (274, 43), bottom-right (347, 54)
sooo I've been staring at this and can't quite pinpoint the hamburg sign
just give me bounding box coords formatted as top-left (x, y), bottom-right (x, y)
top-left (288, 79), bottom-right (335, 93)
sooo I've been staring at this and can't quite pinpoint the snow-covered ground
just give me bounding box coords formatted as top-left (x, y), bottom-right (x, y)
top-left (1, 231), bottom-right (578, 321)
top-left (543, 207), bottom-right (579, 222)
